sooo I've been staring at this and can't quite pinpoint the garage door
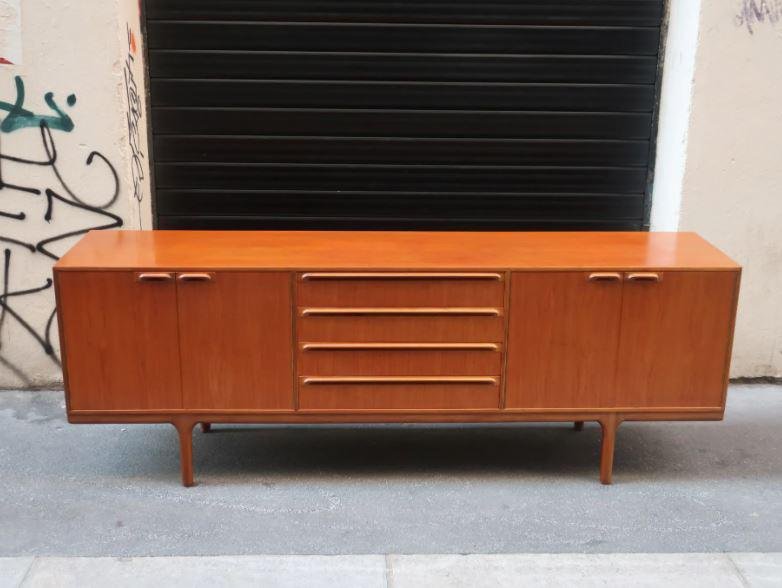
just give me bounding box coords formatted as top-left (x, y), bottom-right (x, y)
top-left (145, 1), bottom-right (664, 230)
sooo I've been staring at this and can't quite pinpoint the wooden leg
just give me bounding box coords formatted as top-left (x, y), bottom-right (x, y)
top-left (200, 422), bottom-right (211, 433)
top-left (573, 421), bottom-right (584, 431)
top-left (599, 414), bottom-right (619, 485)
top-left (173, 420), bottom-right (196, 487)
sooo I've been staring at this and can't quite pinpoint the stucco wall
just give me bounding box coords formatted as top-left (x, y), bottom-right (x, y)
top-left (0, 0), bottom-right (151, 387)
top-left (1, 1), bottom-right (780, 387)
top-left (652, 0), bottom-right (782, 378)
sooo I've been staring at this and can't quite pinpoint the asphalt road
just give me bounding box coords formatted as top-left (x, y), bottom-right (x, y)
top-left (0, 385), bottom-right (780, 556)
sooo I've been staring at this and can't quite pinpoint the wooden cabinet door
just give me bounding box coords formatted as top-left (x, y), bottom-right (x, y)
top-left (505, 272), bottom-right (623, 409)
top-left (57, 271), bottom-right (182, 410)
top-left (613, 271), bottom-right (738, 409)
top-left (176, 272), bottom-right (293, 410)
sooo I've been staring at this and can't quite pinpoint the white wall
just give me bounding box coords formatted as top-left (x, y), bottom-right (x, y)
top-left (652, 0), bottom-right (782, 378)
top-left (0, 0), bottom-right (152, 387)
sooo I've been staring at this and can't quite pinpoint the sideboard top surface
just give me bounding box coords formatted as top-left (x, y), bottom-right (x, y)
top-left (55, 230), bottom-right (739, 271)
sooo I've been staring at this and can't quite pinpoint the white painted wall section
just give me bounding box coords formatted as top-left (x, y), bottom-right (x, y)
top-left (650, 0), bottom-right (702, 231)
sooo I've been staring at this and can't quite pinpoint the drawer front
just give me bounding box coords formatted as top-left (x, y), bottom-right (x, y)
top-left (299, 346), bottom-right (502, 376)
top-left (297, 315), bottom-right (505, 342)
top-left (298, 377), bottom-right (501, 410)
top-left (298, 272), bottom-right (505, 307)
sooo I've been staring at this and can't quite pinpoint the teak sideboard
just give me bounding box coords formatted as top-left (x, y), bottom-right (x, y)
top-left (54, 231), bottom-right (740, 486)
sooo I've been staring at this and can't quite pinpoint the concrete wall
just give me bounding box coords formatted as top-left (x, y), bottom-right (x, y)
top-left (651, 0), bottom-right (782, 378)
top-left (0, 0), bottom-right (151, 387)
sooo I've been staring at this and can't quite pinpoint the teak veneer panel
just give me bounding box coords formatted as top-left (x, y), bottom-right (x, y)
top-left (505, 272), bottom-right (623, 409)
top-left (298, 381), bottom-right (501, 410)
top-left (298, 275), bottom-right (505, 307)
top-left (297, 315), bottom-right (506, 343)
top-left (299, 348), bottom-right (502, 376)
top-left (57, 230), bottom-right (739, 271)
top-left (176, 272), bottom-right (293, 410)
top-left (613, 271), bottom-right (739, 408)
top-left (57, 271), bottom-right (182, 410)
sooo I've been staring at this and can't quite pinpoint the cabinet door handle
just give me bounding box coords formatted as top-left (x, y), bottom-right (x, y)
top-left (136, 272), bottom-right (173, 283)
top-left (177, 273), bottom-right (214, 283)
top-left (587, 272), bottom-right (622, 282)
top-left (626, 272), bottom-right (662, 283)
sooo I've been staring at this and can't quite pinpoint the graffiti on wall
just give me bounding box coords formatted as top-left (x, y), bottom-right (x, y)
top-left (0, 75), bottom-right (122, 383)
top-left (123, 23), bottom-right (145, 224)
top-left (735, 0), bottom-right (782, 33)
top-left (0, 76), bottom-right (76, 133)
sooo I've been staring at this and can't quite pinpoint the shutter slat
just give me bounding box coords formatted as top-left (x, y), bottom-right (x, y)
top-left (150, 80), bottom-right (654, 111)
top-left (153, 137), bottom-right (650, 167)
top-left (147, 22), bottom-right (660, 56)
top-left (146, 1), bottom-right (663, 26)
top-left (149, 52), bottom-right (658, 85)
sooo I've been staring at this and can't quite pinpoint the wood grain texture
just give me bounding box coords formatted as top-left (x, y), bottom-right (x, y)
top-left (297, 316), bottom-right (505, 343)
top-left (68, 409), bottom-right (725, 423)
top-left (505, 272), bottom-right (622, 409)
top-left (56, 231), bottom-right (740, 272)
top-left (298, 381), bottom-right (500, 410)
top-left (612, 271), bottom-right (738, 408)
top-left (299, 349), bottom-right (502, 376)
top-left (176, 272), bottom-right (293, 409)
top-left (57, 271), bottom-right (182, 410)
top-left (298, 274), bottom-right (504, 307)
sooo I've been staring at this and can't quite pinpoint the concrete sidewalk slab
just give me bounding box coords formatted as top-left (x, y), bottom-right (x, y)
top-left (13, 555), bottom-right (386, 588)
top-left (3, 554), bottom-right (781, 587)
top-left (730, 552), bottom-right (782, 588)
top-left (0, 559), bottom-right (33, 588)
top-left (389, 553), bottom-right (746, 587)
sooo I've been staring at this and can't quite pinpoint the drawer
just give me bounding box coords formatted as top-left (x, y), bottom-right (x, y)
top-left (299, 345), bottom-right (502, 376)
top-left (297, 315), bottom-right (505, 342)
top-left (298, 272), bottom-right (505, 307)
top-left (298, 376), bottom-right (501, 410)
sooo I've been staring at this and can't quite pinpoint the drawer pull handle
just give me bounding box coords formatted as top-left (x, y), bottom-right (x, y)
top-left (301, 342), bottom-right (500, 351)
top-left (302, 376), bottom-right (499, 385)
top-left (301, 307), bottom-right (501, 317)
top-left (301, 272), bottom-right (503, 281)
top-left (587, 272), bottom-right (622, 282)
top-left (178, 273), bottom-right (214, 283)
top-left (626, 272), bottom-right (662, 283)
top-left (136, 272), bottom-right (173, 282)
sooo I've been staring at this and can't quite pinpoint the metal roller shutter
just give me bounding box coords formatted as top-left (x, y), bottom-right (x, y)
top-left (145, 1), bottom-right (664, 230)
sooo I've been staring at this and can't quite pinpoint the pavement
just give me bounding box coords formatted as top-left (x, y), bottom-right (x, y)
top-left (2, 553), bottom-right (782, 587)
top-left (0, 384), bottom-right (781, 584)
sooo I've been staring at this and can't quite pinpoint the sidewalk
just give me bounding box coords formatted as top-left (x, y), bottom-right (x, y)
top-left (2, 553), bottom-right (781, 587)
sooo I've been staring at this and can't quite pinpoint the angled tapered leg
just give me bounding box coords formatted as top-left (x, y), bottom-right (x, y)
top-left (200, 423), bottom-right (211, 433)
top-left (573, 421), bottom-right (584, 431)
top-left (599, 414), bottom-right (620, 485)
top-left (173, 420), bottom-right (196, 487)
